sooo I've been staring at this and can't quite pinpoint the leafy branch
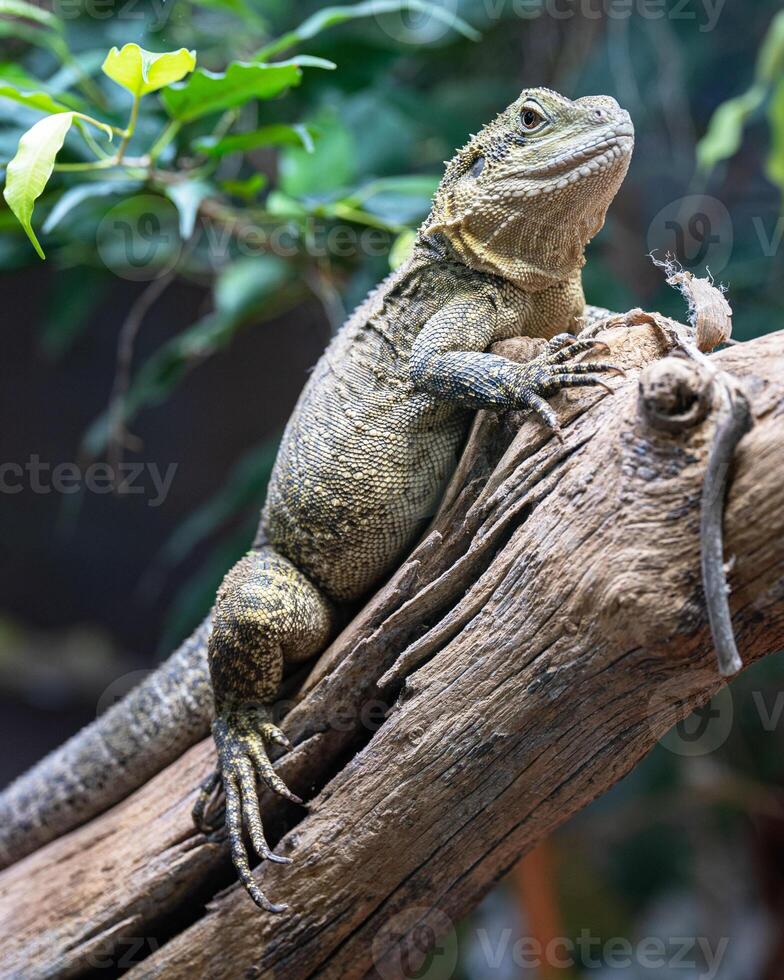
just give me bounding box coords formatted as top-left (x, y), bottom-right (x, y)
top-left (696, 8), bottom-right (784, 196)
top-left (0, 0), bottom-right (478, 630)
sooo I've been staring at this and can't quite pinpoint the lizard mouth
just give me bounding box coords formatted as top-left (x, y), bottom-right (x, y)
top-left (525, 122), bottom-right (635, 180)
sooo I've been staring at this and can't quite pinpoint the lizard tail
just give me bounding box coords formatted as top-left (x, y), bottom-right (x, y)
top-left (0, 617), bottom-right (213, 870)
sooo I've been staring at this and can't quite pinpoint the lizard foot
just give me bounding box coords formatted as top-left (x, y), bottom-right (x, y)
top-left (196, 703), bottom-right (298, 912)
top-left (514, 333), bottom-right (625, 439)
top-left (192, 767), bottom-right (224, 837)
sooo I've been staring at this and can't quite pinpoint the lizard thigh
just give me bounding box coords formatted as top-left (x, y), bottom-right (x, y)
top-left (208, 547), bottom-right (334, 707)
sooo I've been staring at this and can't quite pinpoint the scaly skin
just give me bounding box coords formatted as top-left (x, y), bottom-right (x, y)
top-left (0, 89), bottom-right (633, 909)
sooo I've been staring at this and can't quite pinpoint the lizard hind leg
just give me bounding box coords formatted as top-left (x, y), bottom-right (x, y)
top-left (198, 547), bottom-right (334, 912)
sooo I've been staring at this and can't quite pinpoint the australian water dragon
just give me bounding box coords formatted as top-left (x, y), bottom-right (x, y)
top-left (0, 88), bottom-right (634, 910)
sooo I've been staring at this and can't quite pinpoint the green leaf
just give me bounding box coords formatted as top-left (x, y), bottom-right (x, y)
top-left (213, 255), bottom-right (291, 319)
top-left (352, 174), bottom-right (440, 213)
top-left (389, 227), bottom-right (416, 269)
top-left (0, 0), bottom-right (69, 66)
top-left (0, 61), bottom-right (42, 86)
top-left (766, 78), bottom-right (784, 195)
top-left (255, 0), bottom-right (480, 60)
top-left (3, 111), bottom-right (74, 259)
top-left (280, 112), bottom-right (354, 195)
top-left (0, 0), bottom-right (62, 31)
top-left (102, 44), bottom-right (197, 98)
top-left (0, 17), bottom-right (66, 60)
top-left (161, 57), bottom-right (334, 122)
top-left (164, 179), bottom-right (213, 239)
top-left (219, 173), bottom-right (267, 200)
top-left (194, 122), bottom-right (315, 157)
top-left (265, 189), bottom-right (307, 216)
top-left (42, 179), bottom-right (142, 233)
top-left (0, 62), bottom-right (85, 112)
top-left (0, 82), bottom-right (70, 115)
top-left (757, 10), bottom-right (784, 84)
top-left (696, 86), bottom-right (766, 173)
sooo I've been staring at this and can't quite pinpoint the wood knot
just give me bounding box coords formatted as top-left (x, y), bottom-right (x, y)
top-left (638, 357), bottom-right (713, 432)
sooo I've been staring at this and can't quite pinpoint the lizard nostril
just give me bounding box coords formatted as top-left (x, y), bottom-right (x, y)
top-left (594, 109), bottom-right (604, 121)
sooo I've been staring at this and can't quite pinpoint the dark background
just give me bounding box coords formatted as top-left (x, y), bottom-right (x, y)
top-left (2, 0), bottom-right (784, 975)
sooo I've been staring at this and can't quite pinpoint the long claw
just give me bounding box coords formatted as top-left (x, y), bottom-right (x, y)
top-left (252, 746), bottom-right (303, 805)
top-left (237, 759), bottom-right (289, 864)
top-left (551, 361), bottom-right (625, 376)
top-left (545, 332), bottom-right (578, 353)
top-left (192, 768), bottom-right (221, 835)
top-left (262, 723), bottom-right (292, 751)
top-left (266, 851), bottom-right (294, 865)
top-left (525, 392), bottom-right (563, 440)
top-left (224, 776), bottom-right (253, 894)
top-left (546, 338), bottom-right (610, 363)
top-left (197, 706), bottom-right (301, 911)
top-left (554, 372), bottom-right (617, 394)
top-left (225, 773), bottom-right (287, 913)
top-left (206, 817), bottom-right (228, 844)
top-left (511, 336), bottom-right (624, 441)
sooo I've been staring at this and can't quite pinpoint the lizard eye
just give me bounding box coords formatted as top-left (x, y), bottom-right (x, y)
top-left (520, 106), bottom-right (545, 131)
top-left (469, 155), bottom-right (485, 177)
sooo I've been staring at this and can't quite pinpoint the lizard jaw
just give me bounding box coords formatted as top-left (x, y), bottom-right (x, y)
top-left (523, 121), bottom-right (635, 182)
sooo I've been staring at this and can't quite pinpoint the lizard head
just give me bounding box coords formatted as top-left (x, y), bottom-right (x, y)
top-left (422, 88), bottom-right (634, 289)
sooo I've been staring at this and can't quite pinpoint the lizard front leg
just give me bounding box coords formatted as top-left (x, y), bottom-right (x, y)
top-left (196, 547), bottom-right (334, 911)
top-left (410, 293), bottom-right (622, 437)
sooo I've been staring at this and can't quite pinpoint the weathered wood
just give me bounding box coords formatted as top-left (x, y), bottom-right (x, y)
top-left (1, 323), bottom-right (783, 980)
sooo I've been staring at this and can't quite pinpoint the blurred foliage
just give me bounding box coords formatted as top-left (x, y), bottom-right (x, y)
top-left (0, 0), bottom-right (486, 643)
top-left (1, 0), bottom-right (782, 661)
top-left (697, 9), bottom-right (784, 195)
top-left (3, 3), bottom-right (784, 974)
top-left (0, 0), bottom-right (472, 450)
top-left (2, 0), bottom-right (783, 644)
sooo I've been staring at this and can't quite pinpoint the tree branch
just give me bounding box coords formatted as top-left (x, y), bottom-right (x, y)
top-left (1, 319), bottom-right (783, 979)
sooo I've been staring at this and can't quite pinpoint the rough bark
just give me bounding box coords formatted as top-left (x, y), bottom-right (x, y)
top-left (1, 320), bottom-right (783, 980)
